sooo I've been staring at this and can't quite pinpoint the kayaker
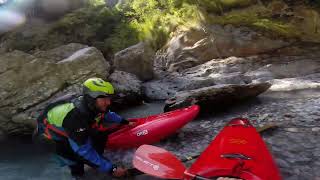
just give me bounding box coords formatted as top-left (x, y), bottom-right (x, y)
top-left (34, 77), bottom-right (133, 179)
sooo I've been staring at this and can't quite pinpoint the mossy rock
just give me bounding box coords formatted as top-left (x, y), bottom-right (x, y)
top-left (195, 0), bottom-right (256, 14)
top-left (205, 5), bottom-right (304, 40)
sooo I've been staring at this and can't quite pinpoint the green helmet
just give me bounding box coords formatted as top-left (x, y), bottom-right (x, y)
top-left (83, 77), bottom-right (114, 98)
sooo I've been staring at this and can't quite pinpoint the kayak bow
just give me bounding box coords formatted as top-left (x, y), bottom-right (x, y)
top-left (133, 118), bottom-right (282, 180)
top-left (107, 105), bottom-right (200, 149)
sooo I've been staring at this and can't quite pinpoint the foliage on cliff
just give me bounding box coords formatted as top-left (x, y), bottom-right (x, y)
top-left (1, 0), bottom-right (319, 56)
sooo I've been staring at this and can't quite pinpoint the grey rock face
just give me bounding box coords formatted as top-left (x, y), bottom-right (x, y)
top-left (113, 42), bottom-right (155, 81)
top-left (145, 46), bottom-right (320, 101)
top-left (142, 80), bottom-right (178, 100)
top-left (0, 43), bottom-right (110, 136)
top-left (162, 25), bottom-right (289, 72)
top-left (109, 70), bottom-right (143, 108)
top-left (164, 82), bottom-right (271, 112)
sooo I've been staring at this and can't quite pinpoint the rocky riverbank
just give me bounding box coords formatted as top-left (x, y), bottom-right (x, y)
top-left (105, 89), bottom-right (320, 180)
top-left (0, 89), bottom-right (319, 179)
top-left (0, 1), bottom-right (319, 179)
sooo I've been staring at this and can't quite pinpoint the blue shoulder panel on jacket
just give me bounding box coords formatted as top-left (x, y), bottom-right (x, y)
top-left (104, 111), bottom-right (123, 123)
top-left (68, 138), bottom-right (113, 172)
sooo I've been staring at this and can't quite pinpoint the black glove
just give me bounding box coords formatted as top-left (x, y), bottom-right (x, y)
top-left (120, 119), bottom-right (130, 125)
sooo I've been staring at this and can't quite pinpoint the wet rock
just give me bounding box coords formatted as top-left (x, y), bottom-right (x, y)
top-left (142, 80), bottom-right (177, 100)
top-left (113, 42), bottom-right (155, 81)
top-left (0, 129), bottom-right (6, 142)
top-left (109, 71), bottom-right (143, 109)
top-left (257, 113), bottom-right (270, 122)
top-left (284, 113), bottom-right (294, 118)
top-left (300, 141), bottom-right (315, 149)
top-left (276, 159), bottom-right (290, 168)
top-left (164, 82), bottom-right (271, 112)
top-left (285, 128), bottom-right (300, 132)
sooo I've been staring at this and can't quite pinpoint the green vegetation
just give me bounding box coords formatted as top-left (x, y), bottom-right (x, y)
top-left (49, 6), bottom-right (125, 55)
top-left (113, 0), bottom-right (257, 49)
top-left (309, 0), bottom-right (320, 8)
top-left (115, 0), bottom-right (202, 49)
top-left (194, 0), bottom-right (255, 13)
top-left (3, 5), bottom-right (139, 56)
top-left (87, 0), bottom-right (106, 7)
top-left (208, 6), bottom-right (301, 39)
top-left (2, 0), bottom-right (319, 56)
top-left (253, 19), bottom-right (300, 38)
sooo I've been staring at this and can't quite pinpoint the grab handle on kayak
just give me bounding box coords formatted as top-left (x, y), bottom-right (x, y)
top-left (221, 153), bottom-right (252, 160)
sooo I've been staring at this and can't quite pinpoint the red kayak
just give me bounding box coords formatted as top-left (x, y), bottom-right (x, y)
top-left (106, 105), bottom-right (200, 149)
top-left (185, 118), bottom-right (282, 180)
top-left (133, 118), bottom-right (282, 180)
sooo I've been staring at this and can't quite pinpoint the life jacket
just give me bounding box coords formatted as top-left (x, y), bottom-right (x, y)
top-left (35, 93), bottom-right (78, 141)
top-left (91, 112), bottom-right (121, 133)
top-left (34, 93), bottom-right (119, 142)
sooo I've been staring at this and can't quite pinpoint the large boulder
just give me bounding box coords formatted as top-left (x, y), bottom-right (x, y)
top-left (145, 45), bottom-right (320, 101)
top-left (164, 82), bottom-right (271, 112)
top-left (159, 25), bottom-right (290, 72)
top-left (0, 43), bottom-right (110, 136)
top-left (144, 56), bottom-right (262, 101)
top-left (113, 42), bottom-right (155, 81)
top-left (33, 43), bottom-right (89, 61)
top-left (142, 74), bottom-right (240, 101)
top-left (176, 48), bottom-right (320, 86)
top-left (108, 70), bottom-right (143, 109)
top-left (142, 80), bottom-right (178, 100)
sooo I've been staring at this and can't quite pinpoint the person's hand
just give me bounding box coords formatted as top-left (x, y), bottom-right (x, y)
top-left (112, 167), bottom-right (128, 177)
top-left (128, 121), bottom-right (136, 126)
